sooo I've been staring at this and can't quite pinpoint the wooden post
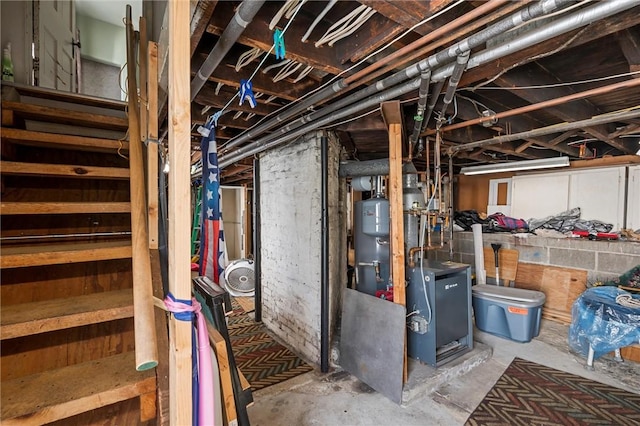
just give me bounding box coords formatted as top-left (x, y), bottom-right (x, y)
top-left (381, 101), bottom-right (406, 383)
top-left (125, 5), bottom-right (158, 372)
top-left (139, 17), bottom-right (148, 146)
top-left (166, 0), bottom-right (193, 424)
top-left (147, 41), bottom-right (159, 250)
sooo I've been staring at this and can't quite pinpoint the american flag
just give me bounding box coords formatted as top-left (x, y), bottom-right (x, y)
top-left (199, 123), bottom-right (228, 284)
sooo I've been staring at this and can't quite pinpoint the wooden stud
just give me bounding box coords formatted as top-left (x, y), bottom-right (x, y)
top-left (139, 391), bottom-right (157, 423)
top-left (148, 42), bottom-right (160, 250)
top-left (166, 0), bottom-right (193, 424)
top-left (381, 100), bottom-right (406, 384)
top-left (207, 323), bottom-right (238, 426)
top-left (126, 5), bottom-right (159, 373)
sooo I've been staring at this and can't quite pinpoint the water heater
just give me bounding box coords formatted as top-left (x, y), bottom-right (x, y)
top-left (354, 196), bottom-right (390, 296)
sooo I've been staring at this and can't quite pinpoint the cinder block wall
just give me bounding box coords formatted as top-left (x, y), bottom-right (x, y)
top-left (434, 232), bottom-right (640, 285)
top-left (259, 131), bottom-right (346, 364)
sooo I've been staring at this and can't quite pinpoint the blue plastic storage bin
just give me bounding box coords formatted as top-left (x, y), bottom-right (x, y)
top-left (472, 284), bottom-right (546, 343)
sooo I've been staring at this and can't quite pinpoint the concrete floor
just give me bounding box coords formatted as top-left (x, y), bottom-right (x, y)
top-left (247, 320), bottom-right (640, 425)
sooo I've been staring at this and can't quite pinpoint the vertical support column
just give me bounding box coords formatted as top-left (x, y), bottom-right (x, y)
top-left (166, 0), bottom-right (192, 424)
top-left (253, 157), bottom-right (262, 323)
top-left (126, 5), bottom-right (158, 372)
top-left (320, 135), bottom-right (329, 373)
top-left (148, 41), bottom-right (159, 250)
top-left (381, 101), bottom-right (406, 382)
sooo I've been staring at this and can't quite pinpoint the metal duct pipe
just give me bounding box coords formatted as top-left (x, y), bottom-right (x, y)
top-left (220, 77), bottom-right (423, 167)
top-left (339, 159), bottom-right (390, 178)
top-left (338, 159), bottom-right (421, 178)
top-left (422, 80), bottom-right (445, 133)
top-left (432, 0), bottom-right (639, 82)
top-left (448, 108), bottom-right (640, 154)
top-left (320, 135), bottom-right (329, 373)
top-left (437, 51), bottom-right (470, 123)
top-left (191, 0), bottom-right (265, 100)
top-left (223, 0), bottom-right (565, 151)
top-left (408, 71), bottom-right (432, 153)
top-left (220, 0), bottom-right (638, 167)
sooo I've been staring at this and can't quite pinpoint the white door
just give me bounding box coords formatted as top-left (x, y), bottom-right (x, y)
top-left (511, 172), bottom-right (570, 220)
top-left (35, 0), bottom-right (75, 91)
top-left (626, 165), bottom-right (640, 230)
top-left (221, 186), bottom-right (246, 260)
top-left (568, 166), bottom-right (626, 230)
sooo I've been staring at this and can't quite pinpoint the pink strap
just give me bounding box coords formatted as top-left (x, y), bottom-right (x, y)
top-left (164, 296), bottom-right (215, 426)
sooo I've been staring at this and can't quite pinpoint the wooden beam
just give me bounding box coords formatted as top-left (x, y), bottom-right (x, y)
top-left (167, 0), bottom-right (193, 424)
top-left (148, 42), bottom-right (160, 250)
top-left (190, 0), bottom-right (218, 57)
top-left (195, 86), bottom-right (279, 116)
top-left (334, 13), bottom-right (405, 64)
top-left (616, 27), bottom-right (640, 74)
top-left (491, 63), bottom-right (616, 146)
top-left (205, 2), bottom-right (347, 75)
top-left (381, 100), bottom-right (406, 384)
top-left (357, 1), bottom-right (435, 35)
top-left (194, 60), bottom-right (315, 101)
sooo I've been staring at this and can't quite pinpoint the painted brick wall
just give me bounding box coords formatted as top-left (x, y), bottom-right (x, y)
top-left (435, 232), bottom-right (640, 285)
top-left (259, 131), bottom-right (346, 364)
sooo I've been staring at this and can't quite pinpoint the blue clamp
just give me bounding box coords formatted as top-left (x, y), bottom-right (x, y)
top-left (239, 79), bottom-right (257, 108)
top-left (274, 29), bottom-right (286, 60)
top-left (211, 110), bottom-right (223, 127)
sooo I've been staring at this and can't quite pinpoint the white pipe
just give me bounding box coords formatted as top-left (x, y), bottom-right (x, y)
top-left (472, 224), bottom-right (486, 285)
top-left (301, 0), bottom-right (338, 42)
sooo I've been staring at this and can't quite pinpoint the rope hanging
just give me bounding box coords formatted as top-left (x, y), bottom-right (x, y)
top-left (164, 294), bottom-right (215, 426)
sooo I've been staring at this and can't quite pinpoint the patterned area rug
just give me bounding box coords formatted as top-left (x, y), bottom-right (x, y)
top-left (227, 299), bottom-right (313, 391)
top-left (466, 358), bottom-right (640, 425)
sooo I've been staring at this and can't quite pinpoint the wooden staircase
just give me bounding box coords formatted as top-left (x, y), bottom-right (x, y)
top-left (0, 84), bottom-right (159, 425)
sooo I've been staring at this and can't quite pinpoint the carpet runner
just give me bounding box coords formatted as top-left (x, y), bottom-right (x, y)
top-left (227, 299), bottom-right (313, 391)
top-left (466, 357), bottom-right (640, 425)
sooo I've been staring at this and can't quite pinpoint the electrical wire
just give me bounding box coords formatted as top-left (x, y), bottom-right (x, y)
top-left (468, 70), bottom-right (640, 91)
top-left (243, 0), bottom-right (464, 134)
top-left (214, 0), bottom-right (307, 131)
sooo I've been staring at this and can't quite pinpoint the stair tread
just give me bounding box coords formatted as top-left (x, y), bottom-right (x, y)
top-left (2, 101), bottom-right (128, 131)
top-left (2, 81), bottom-right (127, 111)
top-left (1, 128), bottom-right (129, 151)
top-left (1, 240), bottom-right (132, 269)
top-left (0, 160), bottom-right (129, 179)
top-left (1, 288), bottom-right (134, 340)
top-left (1, 351), bottom-right (155, 425)
top-left (1, 201), bottom-right (131, 215)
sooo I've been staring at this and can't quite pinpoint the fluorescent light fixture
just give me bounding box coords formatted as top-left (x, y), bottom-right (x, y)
top-left (460, 156), bottom-right (570, 175)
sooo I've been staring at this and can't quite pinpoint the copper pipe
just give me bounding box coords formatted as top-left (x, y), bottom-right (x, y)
top-left (424, 78), bottom-right (640, 136)
top-left (408, 245), bottom-right (442, 268)
top-left (344, 0), bottom-right (509, 85)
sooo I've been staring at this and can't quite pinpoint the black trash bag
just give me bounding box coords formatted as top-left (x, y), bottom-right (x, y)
top-left (454, 210), bottom-right (488, 231)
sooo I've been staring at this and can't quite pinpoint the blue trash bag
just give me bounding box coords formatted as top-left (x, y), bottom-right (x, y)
top-left (568, 286), bottom-right (640, 359)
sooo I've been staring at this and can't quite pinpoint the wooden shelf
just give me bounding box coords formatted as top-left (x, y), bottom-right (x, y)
top-left (1, 128), bottom-right (129, 152)
top-left (0, 240), bottom-right (132, 269)
top-left (1, 201), bottom-right (131, 215)
top-left (1, 351), bottom-right (156, 425)
top-left (2, 101), bottom-right (129, 131)
top-left (0, 161), bottom-right (129, 179)
top-left (1, 288), bottom-right (134, 340)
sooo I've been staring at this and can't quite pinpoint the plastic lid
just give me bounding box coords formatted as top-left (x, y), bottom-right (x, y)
top-left (472, 284), bottom-right (546, 303)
